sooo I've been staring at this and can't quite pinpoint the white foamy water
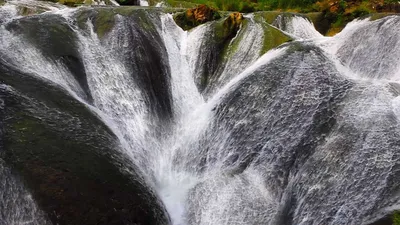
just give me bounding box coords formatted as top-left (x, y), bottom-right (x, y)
top-left (2, 3), bottom-right (400, 225)
top-left (140, 0), bottom-right (149, 6)
top-left (273, 14), bottom-right (323, 40)
top-left (214, 15), bottom-right (265, 88)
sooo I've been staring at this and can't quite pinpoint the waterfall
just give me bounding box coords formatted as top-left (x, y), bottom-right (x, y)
top-left (1, 2), bottom-right (400, 225)
top-left (0, 151), bottom-right (50, 225)
top-left (210, 14), bottom-right (265, 91)
top-left (140, 0), bottom-right (149, 6)
top-left (332, 16), bottom-right (400, 81)
top-left (273, 14), bottom-right (323, 39)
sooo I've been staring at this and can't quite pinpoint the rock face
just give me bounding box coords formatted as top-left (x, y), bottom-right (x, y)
top-left (188, 11), bottom-right (291, 94)
top-left (222, 12), bottom-right (243, 40)
top-left (5, 15), bottom-right (93, 104)
top-left (0, 8), bottom-right (176, 224)
top-left (188, 12), bottom-right (245, 92)
top-left (0, 62), bottom-right (170, 225)
top-left (174, 4), bottom-right (221, 30)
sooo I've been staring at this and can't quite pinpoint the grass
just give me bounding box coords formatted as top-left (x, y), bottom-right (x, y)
top-left (162, 0), bottom-right (322, 12)
top-left (160, 0), bottom-right (398, 16)
top-left (394, 211), bottom-right (400, 225)
top-left (161, 0), bottom-right (399, 36)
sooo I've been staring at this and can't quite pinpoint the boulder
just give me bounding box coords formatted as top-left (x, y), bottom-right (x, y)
top-left (0, 62), bottom-right (170, 225)
top-left (6, 15), bottom-right (93, 104)
top-left (174, 4), bottom-right (221, 30)
top-left (222, 12), bottom-right (243, 40)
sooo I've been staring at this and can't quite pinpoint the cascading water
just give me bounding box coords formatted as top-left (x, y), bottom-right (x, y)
top-left (1, 1), bottom-right (400, 225)
top-left (273, 14), bottom-right (323, 39)
top-left (208, 14), bottom-right (265, 92)
top-left (140, 0), bottom-right (149, 6)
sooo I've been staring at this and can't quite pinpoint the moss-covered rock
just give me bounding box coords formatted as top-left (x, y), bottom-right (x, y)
top-left (74, 7), bottom-right (174, 119)
top-left (94, 8), bottom-right (116, 38)
top-left (260, 24), bottom-right (291, 54)
top-left (75, 7), bottom-right (165, 39)
top-left (221, 12), bottom-right (243, 39)
top-left (193, 12), bottom-right (244, 91)
top-left (0, 62), bottom-right (170, 225)
top-left (174, 4), bottom-right (221, 30)
top-left (58, 0), bottom-right (84, 7)
top-left (226, 13), bottom-right (290, 56)
top-left (253, 11), bottom-right (283, 24)
top-left (193, 11), bottom-right (291, 92)
top-left (6, 15), bottom-right (93, 103)
top-left (369, 12), bottom-right (397, 20)
top-left (368, 211), bottom-right (400, 225)
top-left (252, 13), bottom-right (292, 54)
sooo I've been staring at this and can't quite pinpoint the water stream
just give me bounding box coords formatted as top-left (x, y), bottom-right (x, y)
top-left (1, 2), bottom-right (400, 225)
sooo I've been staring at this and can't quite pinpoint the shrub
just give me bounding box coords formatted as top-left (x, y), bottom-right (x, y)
top-left (393, 211), bottom-right (400, 225)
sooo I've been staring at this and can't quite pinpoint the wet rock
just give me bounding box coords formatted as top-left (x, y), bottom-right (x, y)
top-left (192, 12), bottom-right (290, 94)
top-left (0, 62), bottom-right (170, 225)
top-left (174, 4), bottom-right (221, 30)
top-left (74, 8), bottom-right (173, 120)
top-left (5, 15), bottom-right (93, 104)
top-left (222, 12), bottom-right (243, 40)
top-left (192, 12), bottom-right (244, 92)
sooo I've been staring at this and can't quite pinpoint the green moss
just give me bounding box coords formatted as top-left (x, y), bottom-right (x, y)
top-left (393, 211), bottom-right (400, 225)
top-left (76, 8), bottom-right (117, 39)
top-left (252, 12), bottom-right (292, 54)
top-left (174, 11), bottom-right (195, 30)
top-left (213, 13), bottom-right (242, 46)
top-left (306, 12), bottom-right (323, 25)
top-left (0, 67), bottom-right (169, 224)
top-left (166, 0), bottom-right (203, 8)
top-left (75, 9), bottom-right (92, 30)
top-left (113, 6), bottom-right (144, 16)
top-left (285, 41), bottom-right (316, 54)
top-left (94, 9), bottom-right (115, 39)
top-left (254, 11), bottom-right (282, 24)
top-left (58, 0), bottom-right (84, 7)
top-left (162, 7), bottom-right (186, 13)
top-left (223, 19), bottom-right (248, 57)
top-left (261, 24), bottom-right (291, 54)
top-left (136, 10), bottom-right (159, 32)
top-left (76, 7), bottom-right (166, 38)
top-left (369, 12), bottom-right (397, 21)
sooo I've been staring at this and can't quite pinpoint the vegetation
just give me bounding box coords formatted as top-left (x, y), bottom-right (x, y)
top-left (174, 4), bottom-right (221, 30)
top-left (394, 211), bottom-right (400, 225)
top-left (34, 0), bottom-right (399, 34)
top-left (163, 0), bottom-right (399, 13)
top-left (164, 0), bottom-right (399, 35)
